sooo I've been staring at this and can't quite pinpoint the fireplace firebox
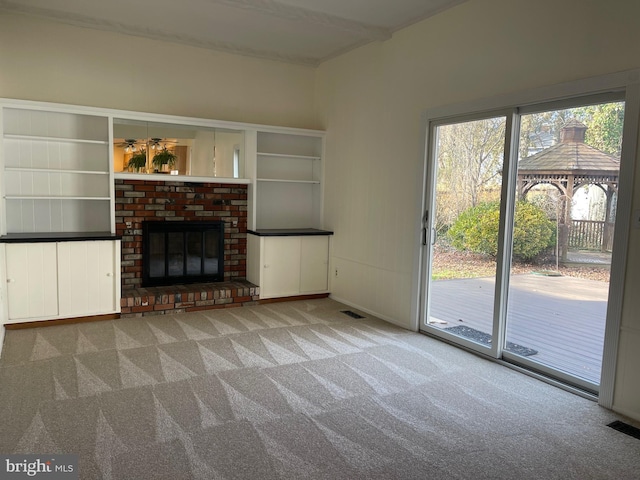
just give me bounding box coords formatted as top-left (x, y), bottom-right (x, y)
top-left (142, 221), bottom-right (225, 287)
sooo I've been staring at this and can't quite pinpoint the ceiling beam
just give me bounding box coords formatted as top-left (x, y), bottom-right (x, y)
top-left (0, 0), bottom-right (321, 65)
top-left (206, 0), bottom-right (391, 42)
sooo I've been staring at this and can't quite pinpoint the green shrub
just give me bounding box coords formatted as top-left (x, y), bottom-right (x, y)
top-left (447, 201), bottom-right (555, 261)
top-left (447, 202), bottom-right (499, 255)
top-left (512, 201), bottom-right (556, 260)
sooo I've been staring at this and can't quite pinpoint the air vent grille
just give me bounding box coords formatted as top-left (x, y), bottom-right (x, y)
top-left (608, 420), bottom-right (640, 440)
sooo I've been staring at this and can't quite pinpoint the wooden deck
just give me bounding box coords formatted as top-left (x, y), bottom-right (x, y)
top-left (428, 274), bottom-right (608, 385)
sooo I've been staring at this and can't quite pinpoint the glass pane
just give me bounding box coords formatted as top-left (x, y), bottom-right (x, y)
top-left (167, 232), bottom-right (184, 276)
top-left (428, 116), bottom-right (506, 350)
top-left (148, 233), bottom-right (165, 278)
top-left (507, 101), bottom-right (623, 386)
top-left (113, 119), bottom-right (149, 173)
top-left (186, 232), bottom-right (203, 275)
top-left (113, 119), bottom-right (244, 177)
top-left (203, 230), bottom-right (220, 274)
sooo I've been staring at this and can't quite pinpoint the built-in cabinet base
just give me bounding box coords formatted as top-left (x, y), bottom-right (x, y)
top-left (247, 230), bottom-right (332, 299)
top-left (1, 239), bottom-right (121, 325)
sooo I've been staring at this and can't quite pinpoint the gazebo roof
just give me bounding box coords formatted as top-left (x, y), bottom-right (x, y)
top-left (518, 120), bottom-right (619, 175)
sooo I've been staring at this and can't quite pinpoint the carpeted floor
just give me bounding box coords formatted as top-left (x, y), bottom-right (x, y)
top-left (1, 298), bottom-right (639, 479)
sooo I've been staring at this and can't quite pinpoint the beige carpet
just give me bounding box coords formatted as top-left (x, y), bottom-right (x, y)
top-left (1, 298), bottom-right (639, 479)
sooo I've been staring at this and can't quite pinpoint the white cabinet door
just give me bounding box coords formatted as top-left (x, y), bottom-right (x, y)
top-left (5, 243), bottom-right (58, 321)
top-left (262, 236), bottom-right (301, 298)
top-left (249, 234), bottom-right (330, 299)
top-left (300, 236), bottom-right (329, 293)
top-left (57, 240), bottom-right (119, 317)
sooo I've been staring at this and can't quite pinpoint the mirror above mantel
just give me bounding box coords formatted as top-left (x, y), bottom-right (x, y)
top-left (113, 118), bottom-right (245, 179)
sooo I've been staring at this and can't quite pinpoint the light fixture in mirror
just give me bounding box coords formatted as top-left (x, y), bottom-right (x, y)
top-left (113, 118), bottom-right (245, 178)
top-left (114, 119), bottom-right (149, 173)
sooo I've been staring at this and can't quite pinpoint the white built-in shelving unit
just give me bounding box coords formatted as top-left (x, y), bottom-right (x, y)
top-left (0, 101), bottom-right (327, 234)
top-left (249, 129), bottom-right (329, 299)
top-left (255, 130), bottom-right (324, 229)
top-left (1, 106), bottom-right (112, 233)
top-left (0, 99), bottom-right (329, 321)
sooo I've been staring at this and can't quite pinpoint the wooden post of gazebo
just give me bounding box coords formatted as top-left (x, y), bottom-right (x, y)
top-left (602, 188), bottom-right (616, 251)
top-left (557, 195), bottom-right (569, 262)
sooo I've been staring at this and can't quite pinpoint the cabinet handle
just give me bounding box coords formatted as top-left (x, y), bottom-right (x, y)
top-left (6, 278), bottom-right (15, 283)
top-left (106, 273), bottom-right (113, 277)
top-left (264, 264), bottom-right (269, 268)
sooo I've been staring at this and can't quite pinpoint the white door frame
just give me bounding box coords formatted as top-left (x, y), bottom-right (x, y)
top-left (411, 69), bottom-right (640, 407)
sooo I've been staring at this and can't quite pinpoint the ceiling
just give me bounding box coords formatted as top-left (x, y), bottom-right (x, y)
top-left (0, 0), bottom-right (468, 66)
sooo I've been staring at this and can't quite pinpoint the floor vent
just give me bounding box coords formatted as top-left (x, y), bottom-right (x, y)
top-left (341, 310), bottom-right (365, 319)
top-left (607, 420), bottom-right (640, 440)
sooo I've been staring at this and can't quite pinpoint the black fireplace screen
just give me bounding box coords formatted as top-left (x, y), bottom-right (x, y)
top-left (142, 221), bottom-right (224, 287)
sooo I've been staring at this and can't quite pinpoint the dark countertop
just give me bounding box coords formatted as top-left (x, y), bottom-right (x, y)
top-left (0, 232), bottom-right (121, 243)
top-left (248, 228), bottom-right (333, 237)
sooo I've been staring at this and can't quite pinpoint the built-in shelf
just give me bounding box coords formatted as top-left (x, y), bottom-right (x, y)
top-left (257, 152), bottom-right (321, 161)
top-left (257, 178), bottom-right (320, 184)
top-left (248, 228), bottom-right (333, 236)
top-left (114, 172), bottom-right (251, 184)
top-left (4, 134), bottom-right (109, 145)
top-left (5, 167), bottom-right (109, 175)
top-left (255, 130), bottom-right (324, 230)
top-left (5, 195), bottom-right (111, 200)
top-left (2, 105), bottom-right (112, 234)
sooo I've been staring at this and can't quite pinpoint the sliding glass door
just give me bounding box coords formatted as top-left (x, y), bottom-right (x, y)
top-left (421, 95), bottom-right (625, 393)
top-left (423, 114), bottom-right (509, 356)
top-left (503, 101), bottom-right (623, 392)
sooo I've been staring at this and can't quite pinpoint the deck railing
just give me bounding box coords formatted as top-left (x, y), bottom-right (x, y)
top-left (569, 220), bottom-right (613, 251)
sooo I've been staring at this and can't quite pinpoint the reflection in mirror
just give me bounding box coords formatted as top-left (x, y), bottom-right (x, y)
top-left (113, 119), bottom-right (148, 173)
top-left (113, 119), bottom-right (245, 178)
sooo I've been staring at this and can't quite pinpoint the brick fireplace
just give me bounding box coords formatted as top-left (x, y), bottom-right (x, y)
top-left (115, 179), bottom-right (258, 316)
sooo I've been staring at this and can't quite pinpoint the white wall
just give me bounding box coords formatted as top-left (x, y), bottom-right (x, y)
top-left (316, 0), bottom-right (640, 420)
top-left (0, 13), bottom-right (318, 129)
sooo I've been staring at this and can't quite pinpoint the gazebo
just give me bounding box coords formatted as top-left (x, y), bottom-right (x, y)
top-left (517, 120), bottom-right (619, 260)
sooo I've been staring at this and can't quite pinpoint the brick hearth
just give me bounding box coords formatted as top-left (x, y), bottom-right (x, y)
top-left (115, 179), bottom-right (252, 316)
top-left (119, 279), bottom-right (259, 317)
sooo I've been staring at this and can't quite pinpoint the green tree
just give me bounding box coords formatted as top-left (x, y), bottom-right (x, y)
top-left (519, 101), bottom-right (624, 159)
top-left (435, 117), bottom-right (505, 233)
top-left (579, 102), bottom-right (624, 156)
top-left (519, 110), bottom-right (574, 159)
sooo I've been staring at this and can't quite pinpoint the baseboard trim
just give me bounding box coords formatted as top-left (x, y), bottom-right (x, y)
top-left (258, 293), bottom-right (329, 304)
top-left (0, 325), bottom-right (5, 359)
top-left (328, 295), bottom-right (413, 331)
top-left (610, 405), bottom-right (640, 424)
top-left (5, 313), bottom-right (120, 330)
